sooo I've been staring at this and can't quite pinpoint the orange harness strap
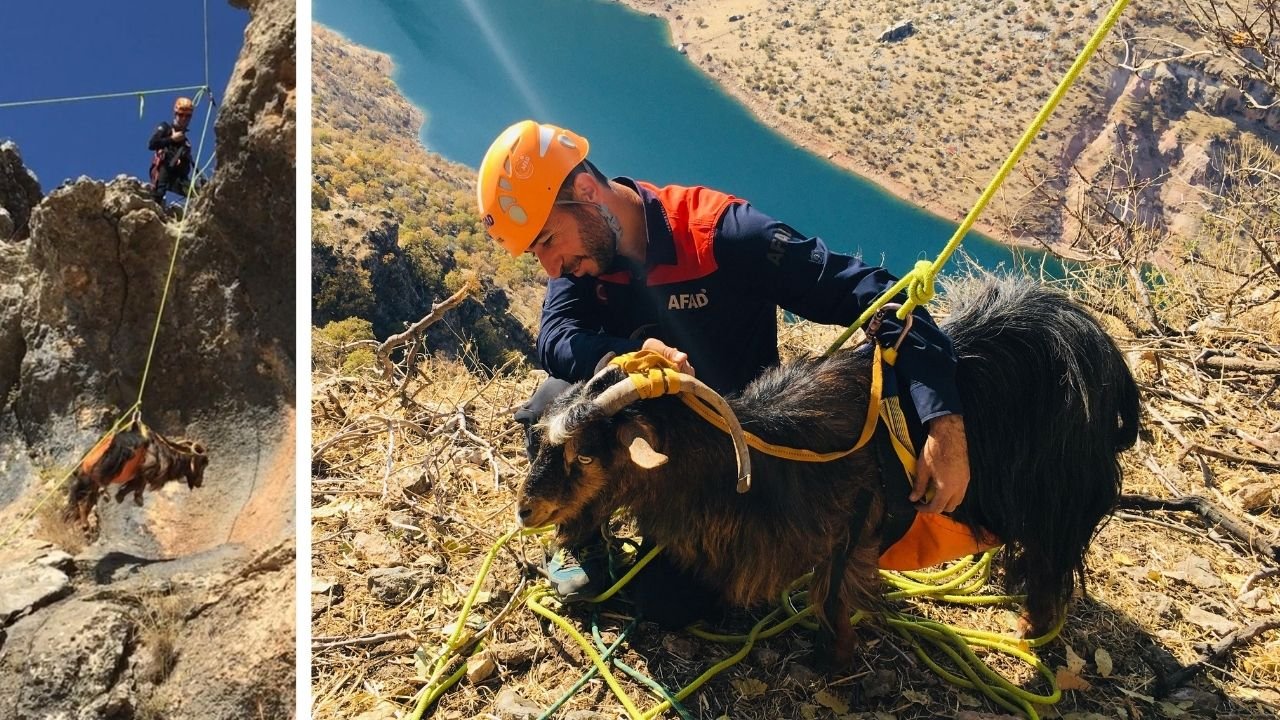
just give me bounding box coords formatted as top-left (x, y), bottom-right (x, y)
top-left (879, 512), bottom-right (1001, 571)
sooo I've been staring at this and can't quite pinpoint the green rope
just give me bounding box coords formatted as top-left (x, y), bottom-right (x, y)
top-left (536, 614), bottom-right (639, 720)
top-left (591, 613), bottom-right (695, 720)
top-left (0, 85), bottom-right (207, 110)
top-left (0, 403), bottom-right (139, 550)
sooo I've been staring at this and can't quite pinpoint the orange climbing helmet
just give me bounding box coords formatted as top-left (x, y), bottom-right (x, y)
top-left (477, 120), bottom-right (589, 256)
top-left (173, 97), bottom-right (194, 115)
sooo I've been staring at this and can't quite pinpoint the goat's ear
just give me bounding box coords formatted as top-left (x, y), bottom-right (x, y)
top-left (618, 420), bottom-right (667, 469)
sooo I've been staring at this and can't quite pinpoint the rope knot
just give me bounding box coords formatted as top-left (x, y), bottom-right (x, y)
top-left (900, 260), bottom-right (938, 319)
top-left (609, 350), bottom-right (684, 399)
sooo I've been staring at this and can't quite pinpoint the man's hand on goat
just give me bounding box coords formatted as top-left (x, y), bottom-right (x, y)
top-left (912, 413), bottom-right (970, 514)
top-left (641, 338), bottom-right (696, 376)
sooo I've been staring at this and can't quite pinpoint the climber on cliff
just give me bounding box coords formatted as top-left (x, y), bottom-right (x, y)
top-left (147, 97), bottom-right (200, 204)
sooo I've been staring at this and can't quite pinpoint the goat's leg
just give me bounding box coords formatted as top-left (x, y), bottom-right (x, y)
top-left (1019, 576), bottom-right (1068, 638)
top-left (808, 561), bottom-right (858, 669)
top-left (1006, 542), bottom-right (1077, 639)
top-left (77, 484), bottom-right (100, 530)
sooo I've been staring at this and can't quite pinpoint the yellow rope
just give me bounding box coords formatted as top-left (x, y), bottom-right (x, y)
top-left (411, 2), bottom-right (1131, 714)
top-left (136, 90), bottom-right (216, 406)
top-left (0, 90), bottom-right (216, 549)
top-left (422, 525), bottom-right (1065, 720)
top-left (610, 346), bottom-right (884, 462)
top-left (826, 0), bottom-right (1132, 354)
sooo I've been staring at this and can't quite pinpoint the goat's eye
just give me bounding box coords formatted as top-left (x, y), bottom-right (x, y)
top-left (576, 455), bottom-right (594, 465)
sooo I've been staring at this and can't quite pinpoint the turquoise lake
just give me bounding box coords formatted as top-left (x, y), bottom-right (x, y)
top-left (313, 0), bottom-right (1025, 273)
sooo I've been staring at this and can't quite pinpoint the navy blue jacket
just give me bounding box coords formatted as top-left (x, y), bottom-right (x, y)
top-left (536, 178), bottom-right (962, 423)
top-left (148, 122), bottom-right (193, 175)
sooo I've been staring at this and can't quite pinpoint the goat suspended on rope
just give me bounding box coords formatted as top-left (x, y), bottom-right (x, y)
top-left (65, 418), bottom-right (209, 532)
top-left (517, 277), bottom-right (1140, 665)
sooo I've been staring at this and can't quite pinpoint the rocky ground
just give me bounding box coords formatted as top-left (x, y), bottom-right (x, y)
top-left (0, 1), bottom-right (297, 718)
top-left (312, 316), bottom-right (1280, 720)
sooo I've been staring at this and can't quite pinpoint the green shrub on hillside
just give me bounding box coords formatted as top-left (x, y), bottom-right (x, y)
top-left (313, 317), bottom-right (376, 375)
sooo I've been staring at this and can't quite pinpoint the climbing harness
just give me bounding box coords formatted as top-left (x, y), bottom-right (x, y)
top-left (608, 348), bottom-right (882, 464)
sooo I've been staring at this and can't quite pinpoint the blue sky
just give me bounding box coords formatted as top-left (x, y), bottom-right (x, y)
top-left (0, 2), bottom-right (249, 192)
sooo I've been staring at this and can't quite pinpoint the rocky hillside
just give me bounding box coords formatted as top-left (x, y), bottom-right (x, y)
top-left (312, 25), bottom-right (540, 371)
top-left (0, 1), bottom-right (296, 718)
top-left (621, 0), bottom-right (1279, 259)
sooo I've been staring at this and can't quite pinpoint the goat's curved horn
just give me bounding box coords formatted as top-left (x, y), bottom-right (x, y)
top-left (589, 363), bottom-right (752, 493)
top-left (592, 375), bottom-right (643, 418)
top-left (675, 374), bottom-right (753, 494)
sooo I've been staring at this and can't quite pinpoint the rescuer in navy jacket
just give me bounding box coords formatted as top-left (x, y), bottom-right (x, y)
top-left (478, 120), bottom-right (970, 606)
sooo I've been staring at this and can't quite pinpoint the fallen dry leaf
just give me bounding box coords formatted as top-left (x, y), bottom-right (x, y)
top-left (814, 689), bottom-right (849, 714)
top-left (1064, 643), bottom-right (1087, 674)
top-left (730, 677), bottom-right (767, 699)
top-left (1095, 647), bottom-right (1114, 678)
top-left (1056, 667), bottom-right (1092, 691)
top-left (901, 688), bottom-right (930, 705)
top-left (313, 496), bottom-right (361, 518)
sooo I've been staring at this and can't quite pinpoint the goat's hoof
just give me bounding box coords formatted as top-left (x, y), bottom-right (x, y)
top-left (1017, 611), bottom-right (1055, 639)
top-left (806, 645), bottom-right (852, 674)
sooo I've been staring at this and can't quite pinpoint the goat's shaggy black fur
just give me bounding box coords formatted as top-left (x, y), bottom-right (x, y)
top-left (942, 279), bottom-right (1139, 626)
top-left (518, 278), bottom-right (1139, 663)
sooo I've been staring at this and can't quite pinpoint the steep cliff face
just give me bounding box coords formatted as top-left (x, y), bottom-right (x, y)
top-left (0, 1), bottom-right (295, 718)
top-left (0, 142), bottom-right (42, 241)
top-left (1054, 52), bottom-right (1277, 246)
top-left (311, 24), bottom-right (539, 369)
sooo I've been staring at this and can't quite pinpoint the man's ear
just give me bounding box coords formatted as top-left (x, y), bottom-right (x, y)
top-left (617, 420), bottom-right (667, 469)
top-left (574, 170), bottom-right (600, 203)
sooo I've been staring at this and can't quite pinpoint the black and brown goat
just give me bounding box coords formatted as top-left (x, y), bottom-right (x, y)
top-left (66, 421), bottom-right (209, 531)
top-left (517, 278), bottom-right (1140, 663)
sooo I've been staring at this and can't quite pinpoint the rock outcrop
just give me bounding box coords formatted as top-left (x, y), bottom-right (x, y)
top-left (0, 1), bottom-right (296, 718)
top-left (0, 142), bottom-right (42, 241)
top-left (877, 20), bottom-right (915, 43)
top-left (311, 24), bottom-right (537, 368)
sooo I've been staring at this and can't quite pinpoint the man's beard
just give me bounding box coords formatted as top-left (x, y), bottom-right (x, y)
top-left (566, 203), bottom-right (617, 275)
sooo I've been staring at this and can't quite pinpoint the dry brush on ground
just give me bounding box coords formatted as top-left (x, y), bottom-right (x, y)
top-left (311, 238), bottom-right (1279, 719)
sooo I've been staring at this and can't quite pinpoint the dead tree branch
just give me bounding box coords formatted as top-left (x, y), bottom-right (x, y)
top-left (1118, 493), bottom-right (1280, 564)
top-left (375, 278), bottom-right (478, 383)
top-left (1155, 619), bottom-right (1280, 697)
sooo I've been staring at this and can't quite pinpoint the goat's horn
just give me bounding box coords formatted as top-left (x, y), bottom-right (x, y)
top-left (592, 376), bottom-right (643, 417)
top-left (590, 362), bottom-right (752, 493)
top-left (675, 374), bottom-right (753, 494)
